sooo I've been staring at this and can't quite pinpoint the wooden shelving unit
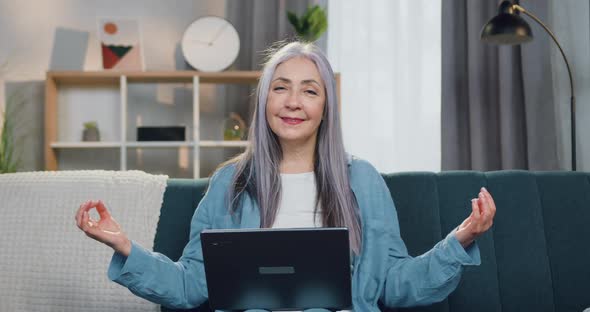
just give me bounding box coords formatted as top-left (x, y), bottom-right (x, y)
top-left (45, 70), bottom-right (261, 178)
top-left (45, 70), bottom-right (340, 178)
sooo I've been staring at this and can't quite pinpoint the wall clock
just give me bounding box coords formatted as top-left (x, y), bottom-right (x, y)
top-left (181, 16), bottom-right (240, 72)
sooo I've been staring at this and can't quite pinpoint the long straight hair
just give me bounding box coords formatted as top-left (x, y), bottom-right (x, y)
top-left (222, 41), bottom-right (361, 254)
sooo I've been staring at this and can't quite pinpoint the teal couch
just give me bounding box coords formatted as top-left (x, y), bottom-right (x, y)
top-left (153, 171), bottom-right (590, 312)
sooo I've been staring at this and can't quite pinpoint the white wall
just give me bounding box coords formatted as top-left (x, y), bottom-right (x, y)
top-left (0, 0), bottom-right (228, 174)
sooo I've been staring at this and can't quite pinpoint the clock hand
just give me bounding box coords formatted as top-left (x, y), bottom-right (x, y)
top-left (191, 39), bottom-right (212, 46)
top-left (209, 23), bottom-right (229, 44)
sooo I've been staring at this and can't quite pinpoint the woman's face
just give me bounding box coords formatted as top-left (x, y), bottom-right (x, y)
top-left (266, 56), bottom-right (326, 147)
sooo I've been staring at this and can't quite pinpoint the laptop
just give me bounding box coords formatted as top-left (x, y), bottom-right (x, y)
top-left (200, 227), bottom-right (353, 311)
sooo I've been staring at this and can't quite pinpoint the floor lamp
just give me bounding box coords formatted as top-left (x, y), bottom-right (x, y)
top-left (480, 0), bottom-right (577, 170)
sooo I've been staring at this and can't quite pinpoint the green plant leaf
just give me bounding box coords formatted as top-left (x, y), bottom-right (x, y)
top-left (287, 5), bottom-right (327, 42)
top-left (287, 11), bottom-right (302, 34)
top-left (0, 115), bottom-right (16, 173)
top-left (301, 17), bottom-right (311, 37)
top-left (308, 8), bottom-right (328, 41)
top-left (303, 5), bottom-right (319, 23)
top-left (84, 121), bottom-right (98, 129)
top-left (0, 90), bottom-right (25, 173)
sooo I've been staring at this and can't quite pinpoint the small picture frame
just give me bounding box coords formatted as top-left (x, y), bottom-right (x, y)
top-left (97, 18), bottom-right (145, 70)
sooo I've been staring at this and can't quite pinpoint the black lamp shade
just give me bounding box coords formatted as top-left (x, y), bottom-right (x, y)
top-left (481, 1), bottom-right (533, 45)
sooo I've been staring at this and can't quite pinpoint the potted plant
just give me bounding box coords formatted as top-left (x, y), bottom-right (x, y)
top-left (287, 5), bottom-right (328, 42)
top-left (82, 121), bottom-right (100, 141)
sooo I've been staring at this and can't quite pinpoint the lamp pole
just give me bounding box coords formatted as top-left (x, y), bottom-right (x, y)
top-left (512, 4), bottom-right (576, 171)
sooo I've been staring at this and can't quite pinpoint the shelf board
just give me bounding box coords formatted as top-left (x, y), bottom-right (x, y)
top-left (51, 142), bottom-right (122, 148)
top-left (51, 141), bottom-right (249, 149)
top-left (200, 140), bottom-right (249, 147)
top-left (47, 71), bottom-right (261, 84)
top-left (126, 141), bottom-right (194, 148)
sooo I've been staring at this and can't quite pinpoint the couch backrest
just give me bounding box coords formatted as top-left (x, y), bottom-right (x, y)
top-left (155, 171), bottom-right (590, 312)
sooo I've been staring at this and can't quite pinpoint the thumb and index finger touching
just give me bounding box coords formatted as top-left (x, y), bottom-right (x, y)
top-left (75, 199), bottom-right (114, 231)
top-left (77, 200), bottom-right (112, 220)
top-left (466, 187), bottom-right (496, 232)
top-left (94, 200), bottom-right (112, 220)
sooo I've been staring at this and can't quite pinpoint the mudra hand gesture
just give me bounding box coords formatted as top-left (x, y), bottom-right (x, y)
top-left (75, 200), bottom-right (132, 256)
top-left (455, 187), bottom-right (497, 248)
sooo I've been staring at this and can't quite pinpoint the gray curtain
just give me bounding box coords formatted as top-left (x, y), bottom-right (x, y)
top-left (442, 0), bottom-right (561, 171)
top-left (549, 0), bottom-right (590, 171)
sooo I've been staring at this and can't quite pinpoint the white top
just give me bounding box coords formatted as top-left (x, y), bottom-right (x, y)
top-left (272, 172), bottom-right (351, 312)
top-left (272, 171), bottom-right (322, 229)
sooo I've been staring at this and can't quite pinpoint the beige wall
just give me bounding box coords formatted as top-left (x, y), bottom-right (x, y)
top-left (0, 0), bottom-right (225, 78)
top-left (0, 0), bottom-right (231, 175)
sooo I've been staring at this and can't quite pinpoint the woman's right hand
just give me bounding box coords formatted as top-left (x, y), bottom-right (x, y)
top-left (75, 200), bottom-right (132, 257)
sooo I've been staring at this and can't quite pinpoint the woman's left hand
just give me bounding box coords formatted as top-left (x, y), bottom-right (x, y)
top-left (455, 187), bottom-right (497, 248)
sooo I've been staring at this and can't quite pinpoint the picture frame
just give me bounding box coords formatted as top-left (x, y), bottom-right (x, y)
top-left (97, 18), bottom-right (145, 70)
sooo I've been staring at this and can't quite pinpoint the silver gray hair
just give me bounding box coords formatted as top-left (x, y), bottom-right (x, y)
top-left (222, 41), bottom-right (361, 254)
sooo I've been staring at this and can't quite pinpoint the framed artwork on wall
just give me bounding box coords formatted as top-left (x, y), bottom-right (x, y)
top-left (97, 18), bottom-right (144, 71)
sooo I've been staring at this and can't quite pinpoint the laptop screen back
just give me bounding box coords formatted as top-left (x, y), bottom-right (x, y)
top-left (201, 228), bottom-right (352, 311)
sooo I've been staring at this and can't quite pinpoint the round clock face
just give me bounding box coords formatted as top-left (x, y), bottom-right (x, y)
top-left (181, 16), bottom-right (240, 72)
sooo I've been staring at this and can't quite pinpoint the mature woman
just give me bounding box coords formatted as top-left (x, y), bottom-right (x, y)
top-left (75, 41), bottom-right (496, 311)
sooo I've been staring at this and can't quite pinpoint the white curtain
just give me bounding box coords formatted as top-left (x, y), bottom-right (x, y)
top-left (327, 0), bottom-right (441, 173)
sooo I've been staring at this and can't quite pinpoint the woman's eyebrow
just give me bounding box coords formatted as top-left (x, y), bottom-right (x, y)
top-left (272, 77), bottom-right (322, 87)
top-left (272, 77), bottom-right (291, 83)
top-left (301, 79), bottom-right (321, 87)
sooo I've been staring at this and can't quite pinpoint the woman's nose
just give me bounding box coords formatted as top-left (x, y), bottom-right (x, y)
top-left (285, 92), bottom-right (301, 109)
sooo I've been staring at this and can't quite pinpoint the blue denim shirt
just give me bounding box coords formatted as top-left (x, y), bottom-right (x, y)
top-left (108, 156), bottom-right (480, 311)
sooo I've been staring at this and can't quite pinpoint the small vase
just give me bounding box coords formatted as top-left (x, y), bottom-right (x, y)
top-left (82, 128), bottom-right (100, 141)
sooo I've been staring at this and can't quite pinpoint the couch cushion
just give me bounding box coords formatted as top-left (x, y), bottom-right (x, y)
top-left (382, 172), bottom-right (449, 312)
top-left (486, 171), bottom-right (554, 312)
top-left (536, 172), bottom-right (590, 312)
top-left (154, 178), bottom-right (210, 312)
top-left (154, 179), bottom-right (209, 261)
top-left (436, 171), bottom-right (501, 312)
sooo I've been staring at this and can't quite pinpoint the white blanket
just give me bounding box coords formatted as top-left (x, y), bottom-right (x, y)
top-left (0, 170), bottom-right (167, 312)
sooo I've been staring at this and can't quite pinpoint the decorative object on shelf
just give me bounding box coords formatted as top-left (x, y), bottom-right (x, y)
top-left (287, 5), bottom-right (328, 42)
top-left (137, 126), bottom-right (186, 141)
top-left (98, 18), bottom-right (144, 70)
top-left (181, 16), bottom-right (240, 72)
top-left (481, 0), bottom-right (577, 170)
top-left (223, 112), bottom-right (247, 141)
top-left (82, 121), bottom-right (100, 142)
top-left (49, 27), bottom-right (89, 71)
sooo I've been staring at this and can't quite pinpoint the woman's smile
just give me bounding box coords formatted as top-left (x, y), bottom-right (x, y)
top-left (281, 117), bottom-right (305, 125)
